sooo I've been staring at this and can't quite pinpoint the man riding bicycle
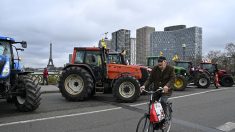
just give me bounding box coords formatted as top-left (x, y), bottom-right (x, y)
top-left (140, 56), bottom-right (175, 113)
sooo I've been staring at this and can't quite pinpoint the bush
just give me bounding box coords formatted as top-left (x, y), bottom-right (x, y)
top-left (48, 75), bottom-right (59, 85)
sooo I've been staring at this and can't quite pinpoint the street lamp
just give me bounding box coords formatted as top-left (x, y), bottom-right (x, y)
top-left (182, 44), bottom-right (186, 60)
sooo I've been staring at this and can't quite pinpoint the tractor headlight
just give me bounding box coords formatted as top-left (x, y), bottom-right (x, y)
top-left (2, 61), bottom-right (10, 77)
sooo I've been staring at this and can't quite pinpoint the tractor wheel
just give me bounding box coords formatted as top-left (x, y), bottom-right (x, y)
top-left (173, 75), bottom-right (187, 91)
top-left (14, 75), bottom-right (41, 112)
top-left (220, 75), bottom-right (234, 87)
top-left (113, 76), bottom-right (140, 103)
top-left (58, 67), bottom-right (94, 101)
top-left (196, 73), bottom-right (210, 88)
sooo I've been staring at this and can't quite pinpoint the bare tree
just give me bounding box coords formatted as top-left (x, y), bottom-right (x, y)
top-left (225, 43), bottom-right (235, 74)
top-left (206, 50), bottom-right (223, 64)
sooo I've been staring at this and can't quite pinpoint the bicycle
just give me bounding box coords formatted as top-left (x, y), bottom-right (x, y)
top-left (136, 87), bottom-right (172, 132)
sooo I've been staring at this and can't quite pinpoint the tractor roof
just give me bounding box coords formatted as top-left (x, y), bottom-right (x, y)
top-left (0, 35), bottom-right (15, 42)
top-left (175, 61), bottom-right (192, 64)
top-left (74, 47), bottom-right (100, 51)
top-left (147, 56), bottom-right (160, 58)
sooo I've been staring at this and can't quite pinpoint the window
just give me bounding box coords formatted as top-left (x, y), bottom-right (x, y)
top-left (75, 51), bottom-right (85, 63)
top-left (85, 51), bottom-right (102, 67)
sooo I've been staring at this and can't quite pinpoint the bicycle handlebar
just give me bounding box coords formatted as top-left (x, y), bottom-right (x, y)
top-left (142, 87), bottom-right (163, 94)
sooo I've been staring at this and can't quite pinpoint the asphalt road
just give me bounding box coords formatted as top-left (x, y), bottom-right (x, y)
top-left (0, 86), bottom-right (235, 132)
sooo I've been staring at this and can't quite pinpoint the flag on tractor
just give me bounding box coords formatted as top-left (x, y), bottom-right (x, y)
top-left (160, 51), bottom-right (163, 56)
top-left (172, 54), bottom-right (179, 61)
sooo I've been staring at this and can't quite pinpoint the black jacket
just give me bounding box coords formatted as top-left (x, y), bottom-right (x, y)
top-left (144, 65), bottom-right (175, 95)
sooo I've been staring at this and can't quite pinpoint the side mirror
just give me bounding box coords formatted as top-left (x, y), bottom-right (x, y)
top-left (21, 41), bottom-right (27, 48)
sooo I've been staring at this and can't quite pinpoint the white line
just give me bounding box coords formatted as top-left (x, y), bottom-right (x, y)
top-left (0, 87), bottom-right (233, 127)
top-left (170, 87), bottom-right (232, 100)
top-left (216, 122), bottom-right (235, 132)
top-left (131, 87), bottom-right (234, 107)
top-left (0, 107), bottom-right (121, 127)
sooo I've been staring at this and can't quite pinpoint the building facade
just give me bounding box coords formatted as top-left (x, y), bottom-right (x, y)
top-left (150, 25), bottom-right (202, 65)
top-left (136, 26), bottom-right (155, 65)
top-left (130, 38), bottom-right (136, 65)
top-left (111, 29), bottom-right (131, 62)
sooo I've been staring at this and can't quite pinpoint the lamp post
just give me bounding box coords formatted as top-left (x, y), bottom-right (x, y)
top-left (182, 44), bottom-right (186, 60)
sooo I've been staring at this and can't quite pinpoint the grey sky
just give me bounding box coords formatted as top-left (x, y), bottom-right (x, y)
top-left (0, 0), bottom-right (234, 67)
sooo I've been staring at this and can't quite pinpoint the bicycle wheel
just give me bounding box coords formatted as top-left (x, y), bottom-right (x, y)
top-left (136, 114), bottom-right (154, 132)
top-left (161, 103), bottom-right (172, 132)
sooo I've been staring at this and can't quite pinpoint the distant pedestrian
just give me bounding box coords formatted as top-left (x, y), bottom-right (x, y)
top-left (43, 68), bottom-right (49, 85)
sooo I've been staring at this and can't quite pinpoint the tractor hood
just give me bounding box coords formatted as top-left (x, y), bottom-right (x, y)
top-left (0, 55), bottom-right (10, 78)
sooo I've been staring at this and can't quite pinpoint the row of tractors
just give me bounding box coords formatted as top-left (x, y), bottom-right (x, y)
top-left (0, 34), bottom-right (234, 112)
top-left (147, 56), bottom-right (234, 91)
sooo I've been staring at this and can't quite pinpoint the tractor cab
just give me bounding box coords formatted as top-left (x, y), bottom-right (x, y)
top-left (200, 62), bottom-right (217, 74)
top-left (146, 56), bottom-right (159, 68)
top-left (175, 61), bottom-right (193, 74)
top-left (0, 36), bottom-right (27, 78)
top-left (108, 52), bottom-right (127, 65)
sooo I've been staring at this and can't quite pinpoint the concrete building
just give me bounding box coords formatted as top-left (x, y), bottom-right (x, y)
top-left (111, 29), bottom-right (131, 62)
top-left (150, 25), bottom-right (202, 65)
top-left (130, 38), bottom-right (136, 65)
top-left (136, 26), bottom-right (155, 65)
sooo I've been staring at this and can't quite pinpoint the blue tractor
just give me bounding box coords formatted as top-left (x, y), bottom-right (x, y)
top-left (0, 35), bottom-right (41, 112)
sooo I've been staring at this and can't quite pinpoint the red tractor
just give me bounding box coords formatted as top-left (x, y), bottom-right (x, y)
top-left (58, 47), bottom-right (150, 102)
top-left (200, 62), bottom-right (234, 87)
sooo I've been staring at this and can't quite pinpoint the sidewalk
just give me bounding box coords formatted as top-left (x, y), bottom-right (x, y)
top-left (40, 85), bottom-right (60, 94)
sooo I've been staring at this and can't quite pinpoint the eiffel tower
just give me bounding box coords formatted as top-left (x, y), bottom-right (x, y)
top-left (47, 43), bottom-right (55, 70)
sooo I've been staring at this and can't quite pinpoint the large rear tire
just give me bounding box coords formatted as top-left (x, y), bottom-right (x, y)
top-left (113, 76), bottom-right (140, 103)
top-left (173, 75), bottom-right (187, 91)
top-left (58, 67), bottom-right (94, 101)
top-left (14, 75), bottom-right (41, 112)
top-left (220, 75), bottom-right (234, 87)
top-left (196, 73), bottom-right (210, 88)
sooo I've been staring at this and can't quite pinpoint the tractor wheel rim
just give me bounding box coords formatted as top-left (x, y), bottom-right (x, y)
top-left (174, 79), bottom-right (183, 88)
top-left (119, 82), bottom-right (135, 98)
top-left (64, 74), bottom-right (84, 95)
top-left (16, 96), bottom-right (26, 104)
top-left (199, 78), bottom-right (207, 86)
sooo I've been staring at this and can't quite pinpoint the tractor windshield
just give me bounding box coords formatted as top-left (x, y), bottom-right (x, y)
top-left (201, 63), bottom-right (215, 73)
top-left (175, 62), bottom-right (190, 70)
top-left (108, 54), bottom-right (122, 64)
top-left (0, 41), bottom-right (11, 57)
top-left (147, 57), bottom-right (159, 67)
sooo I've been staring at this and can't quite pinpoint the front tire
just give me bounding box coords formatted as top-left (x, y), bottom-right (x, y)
top-left (173, 75), bottom-right (187, 91)
top-left (136, 114), bottom-right (154, 132)
top-left (113, 76), bottom-right (140, 103)
top-left (14, 75), bottom-right (41, 112)
top-left (58, 67), bottom-right (94, 101)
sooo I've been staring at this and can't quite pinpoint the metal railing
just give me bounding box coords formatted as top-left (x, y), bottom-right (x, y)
top-left (30, 71), bottom-right (61, 85)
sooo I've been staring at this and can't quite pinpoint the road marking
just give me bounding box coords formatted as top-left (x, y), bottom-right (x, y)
top-left (131, 87), bottom-right (234, 107)
top-left (170, 87), bottom-right (232, 100)
top-left (0, 87), bottom-right (233, 127)
top-left (0, 107), bottom-right (121, 127)
top-left (216, 122), bottom-right (235, 132)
